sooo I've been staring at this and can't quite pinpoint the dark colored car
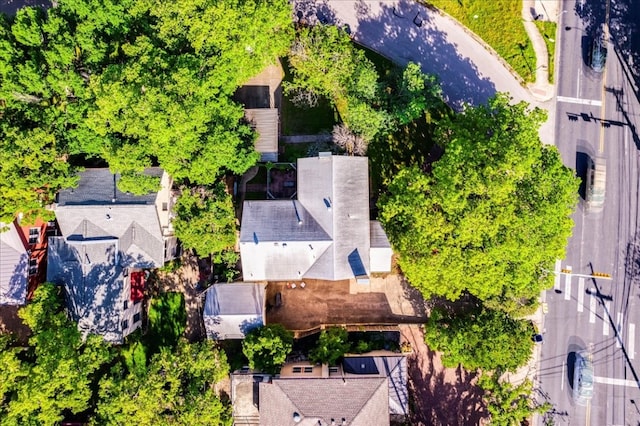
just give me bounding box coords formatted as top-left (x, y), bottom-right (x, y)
top-left (588, 38), bottom-right (607, 72)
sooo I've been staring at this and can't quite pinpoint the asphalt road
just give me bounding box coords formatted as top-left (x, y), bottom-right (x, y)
top-left (538, 1), bottom-right (640, 424)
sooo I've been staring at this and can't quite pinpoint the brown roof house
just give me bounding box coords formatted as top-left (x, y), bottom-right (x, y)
top-left (203, 282), bottom-right (266, 340)
top-left (239, 154), bottom-right (392, 283)
top-left (236, 352), bottom-right (408, 425)
top-left (46, 168), bottom-right (178, 343)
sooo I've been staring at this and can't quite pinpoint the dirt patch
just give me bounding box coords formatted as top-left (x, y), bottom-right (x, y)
top-left (400, 324), bottom-right (489, 426)
top-left (265, 279), bottom-right (425, 332)
top-left (0, 305), bottom-right (30, 344)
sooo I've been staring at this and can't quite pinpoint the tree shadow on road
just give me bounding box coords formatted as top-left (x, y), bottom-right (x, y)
top-left (305, 0), bottom-right (498, 111)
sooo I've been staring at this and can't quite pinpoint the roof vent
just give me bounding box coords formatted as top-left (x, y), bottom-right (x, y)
top-left (106, 214), bottom-right (112, 221)
top-left (293, 412), bottom-right (301, 423)
top-left (323, 198), bottom-right (332, 210)
top-left (318, 151), bottom-right (332, 158)
top-left (342, 418), bottom-right (347, 425)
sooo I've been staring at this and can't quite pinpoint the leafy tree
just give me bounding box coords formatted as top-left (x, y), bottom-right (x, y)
top-left (286, 24), bottom-right (388, 141)
top-left (0, 0), bottom-right (294, 216)
top-left (242, 324), bottom-right (293, 374)
top-left (96, 339), bottom-right (231, 425)
top-left (0, 284), bottom-right (114, 425)
top-left (379, 94), bottom-right (579, 314)
top-left (309, 326), bottom-right (351, 366)
top-left (173, 183), bottom-right (237, 260)
top-left (0, 126), bottom-right (79, 223)
top-left (385, 62), bottom-right (441, 126)
top-left (424, 303), bottom-right (534, 372)
top-left (478, 373), bottom-right (551, 426)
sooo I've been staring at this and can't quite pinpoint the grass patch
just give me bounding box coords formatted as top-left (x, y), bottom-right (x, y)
top-left (281, 58), bottom-right (337, 135)
top-left (146, 292), bottom-right (186, 353)
top-left (534, 21), bottom-right (557, 83)
top-left (425, 0), bottom-right (536, 83)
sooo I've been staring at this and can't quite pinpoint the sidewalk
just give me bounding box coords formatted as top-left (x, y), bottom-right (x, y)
top-left (522, 0), bottom-right (556, 101)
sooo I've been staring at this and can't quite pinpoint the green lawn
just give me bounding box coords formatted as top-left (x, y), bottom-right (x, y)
top-left (425, 0), bottom-right (536, 83)
top-left (121, 292), bottom-right (186, 374)
top-left (534, 21), bottom-right (557, 83)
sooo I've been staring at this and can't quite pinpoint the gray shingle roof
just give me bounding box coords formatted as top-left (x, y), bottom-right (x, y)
top-left (48, 167), bottom-right (169, 342)
top-left (258, 377), bottom-right (390, 426)
top-left (343, 355), bottom-right (409, 417)
top-left (57, 168), bottom-right (162, 206)
top-left (0, 222), bottom-right (28, 305)
top-left (240, 155), bottom-right (376, 281)
top-left (203, 283), bottom-right (266, 340)
top-left (47, 237), bottom-right (126, 343)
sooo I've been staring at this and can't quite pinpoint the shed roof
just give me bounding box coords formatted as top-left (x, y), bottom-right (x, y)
top-left (203, 283), bottom-right (266, 339)
top-left (245, 108), bottom-right (278, 161)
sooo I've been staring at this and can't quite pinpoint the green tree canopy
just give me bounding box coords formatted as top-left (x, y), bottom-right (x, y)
top-left (0, 284), bottom-right (114, 425)
top-left (242, 324), bottom-right (293, 374)
top-left (96, 339), bottom-right (231, 425)
top-left (379, 94), bottom-right (579, 313)
top-left (173, 183), bottom-right (237, 260)
top-left (424, 303), bottom-right (535, 372)
top-left (0, 0), bottom-right (293, 219)
top-left (309, 326), bottom-right (351, 366)
top-left (478, 374), bottom-right (550, 426)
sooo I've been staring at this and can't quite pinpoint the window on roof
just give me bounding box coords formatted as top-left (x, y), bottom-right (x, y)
top-left (28, 227), bottom-right (39, 244)
top-left (303, 367), bottom-right (313, 373)
top-left (329, 367), bottom-right (339, 373)
top-left (122, 320), bottom-right (129, 330)
top-left (123, 300), bottom-right (128, 310)
top-left (292, 367), bottom-right (302, 373)
top-left (133, 312), bottom-right (141, 323)
top-left (162, 202), bottom-right (168, 211)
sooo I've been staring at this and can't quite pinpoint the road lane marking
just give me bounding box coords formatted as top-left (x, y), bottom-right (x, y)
top-left (586, 399), bottom-right (591, 426)
top-left (564, 265), bottom-right (572, 300)
top-left (554, 260), bottom-right (561, 290)
top-left (603, 302), bottom-right (611, 336)
top-left (616, 312), bottom-right (623, 348)
top-left (593, 376), bottom-right (639, 387)
top-left (630, 324), bottom-right (636, 360)
top-left (557, 95), bottom-right (602, 106)
top-left (578, 278), bottom-right (585, 312)
top-left (589, 292), bottom-right (596, 323)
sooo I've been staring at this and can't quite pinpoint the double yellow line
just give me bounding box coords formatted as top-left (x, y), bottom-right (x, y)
top-left (599, 0), bottom-right (611, 154)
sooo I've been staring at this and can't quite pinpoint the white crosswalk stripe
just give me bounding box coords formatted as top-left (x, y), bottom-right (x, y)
top-left (564, 266), bottom-right (572, 300)
top-left (554, 260), bottom-right (561, 290)
top-left (603, 302), bottom-right (611, 336)
top-left (630, 324), bottom-right (636, 360)
top-left (577, 278), bottom-right (584, 312)
top-left (589, 292), bottom-right (596, 323)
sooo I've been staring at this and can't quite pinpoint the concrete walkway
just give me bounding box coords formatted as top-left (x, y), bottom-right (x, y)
top-left (522, 0), bottom-right (556, 101)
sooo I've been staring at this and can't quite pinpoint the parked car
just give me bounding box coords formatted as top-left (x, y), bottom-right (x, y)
top-left (573, 351), bottom-right (594, 405)
top-left (585, 157), bottom-right (606, 211)
top-left (588, 37), bottom-right (607, 72)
